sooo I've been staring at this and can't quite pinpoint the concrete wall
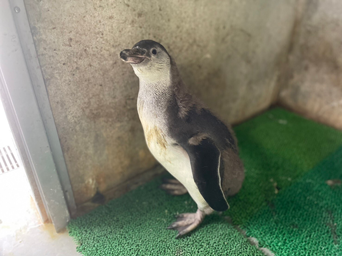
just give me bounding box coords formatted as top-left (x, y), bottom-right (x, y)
top-left (279, 0), bottom-right (342, 130)
top-left (24, 0), bottom-right (297, 206)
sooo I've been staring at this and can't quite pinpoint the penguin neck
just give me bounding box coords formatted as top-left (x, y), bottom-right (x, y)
top-left (137, 63), bottom-right (182, 126)
top-left (139, 78), bottom-right (171, 96)
top-left (136, 57), bottom-right (182, 97)
top-left (137, 74), bottom-right (173, 116)
top-left (137, 63), bottom-right (175, 105)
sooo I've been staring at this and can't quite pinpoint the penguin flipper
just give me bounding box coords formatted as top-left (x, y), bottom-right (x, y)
top-left (183, 137), bottom-right (229, 212)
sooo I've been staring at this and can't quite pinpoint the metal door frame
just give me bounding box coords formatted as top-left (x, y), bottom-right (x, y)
top-left (0, 0), bottom-right (76, 232)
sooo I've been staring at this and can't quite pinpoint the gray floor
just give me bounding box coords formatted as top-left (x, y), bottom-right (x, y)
top-left (0, 169), bottom-right (80, 256)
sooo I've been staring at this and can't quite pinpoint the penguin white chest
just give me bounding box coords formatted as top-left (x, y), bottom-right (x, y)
top-left (140, 120), bottom-right (182, 171)
top-left (138, 114), bottom-right (192, 186)
top-left (138, 114), bottom-right (207, 209)
top-left (137, 96), bottom-right (190, 180)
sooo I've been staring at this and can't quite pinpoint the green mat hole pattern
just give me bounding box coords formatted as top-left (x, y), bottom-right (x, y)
top-left (227, 108), bottom-right (342, 225)
top-left (245, 146), bottom-right (342, 256)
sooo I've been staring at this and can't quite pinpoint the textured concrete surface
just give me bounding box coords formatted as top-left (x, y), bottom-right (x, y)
top-left (24, 0), bottom-right (297, 206)
top-left (279, 0), bottom-right (342, 130)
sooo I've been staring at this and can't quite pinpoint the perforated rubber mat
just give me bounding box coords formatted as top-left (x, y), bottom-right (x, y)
top-left (68, 108), bottom-right (342, 255)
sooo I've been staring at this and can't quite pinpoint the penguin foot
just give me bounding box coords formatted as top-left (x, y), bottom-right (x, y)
top-left (160, 178), bottom-right (187, 196)
top-left (168, 209), bottom-right (205, 238)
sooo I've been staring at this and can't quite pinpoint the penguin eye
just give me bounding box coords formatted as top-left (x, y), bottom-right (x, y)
top-left (152, 49), bottom-right (157, 55)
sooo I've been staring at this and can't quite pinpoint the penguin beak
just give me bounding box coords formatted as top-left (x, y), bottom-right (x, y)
top-left (120, 48), bottom-right (148, 64)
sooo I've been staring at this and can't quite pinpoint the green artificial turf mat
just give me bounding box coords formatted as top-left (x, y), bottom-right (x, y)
top-left (68, 108), bottom-right (342, 255)
top-left (226, 108), bottom-right (342, 225)
top-left (245, 146), bottom-right (342, 255)
top-left (68, 179), bottom-right (263, 256)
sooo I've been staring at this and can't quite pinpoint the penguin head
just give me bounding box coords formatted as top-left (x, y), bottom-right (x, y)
top-left (120, 40), bottom-right (171, 82)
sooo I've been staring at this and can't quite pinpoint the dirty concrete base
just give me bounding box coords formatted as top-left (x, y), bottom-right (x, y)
top-left (74, 165), bottom-right (165, 218)
top-left (1, 224), bottom-right (79, 256)
top-left (0, 169), bottom-right (79, 256)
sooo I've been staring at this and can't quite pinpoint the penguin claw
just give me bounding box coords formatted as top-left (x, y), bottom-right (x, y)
top-left (160, 179), bottom-right (188, 196)
top-left (168, 209), bottom-right (205, 238)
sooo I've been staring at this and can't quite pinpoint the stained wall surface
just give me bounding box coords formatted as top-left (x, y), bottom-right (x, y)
top-left (24, 0), bottom-right (297, 205)
top-left (279, 0), bottom-right (342, 130)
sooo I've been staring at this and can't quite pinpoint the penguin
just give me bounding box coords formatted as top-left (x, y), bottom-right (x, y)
top-left (120, 40), bottom-right (244, 238)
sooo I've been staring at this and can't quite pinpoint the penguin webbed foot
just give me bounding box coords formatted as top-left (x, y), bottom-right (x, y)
top-left (168, 209), bottom-right (205, 238)
top-left (160, 178), bottom-right (187, 196)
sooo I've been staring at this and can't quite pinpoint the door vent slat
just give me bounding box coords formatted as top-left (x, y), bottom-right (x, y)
top-left (0, 145), bottom-right (20, 174)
